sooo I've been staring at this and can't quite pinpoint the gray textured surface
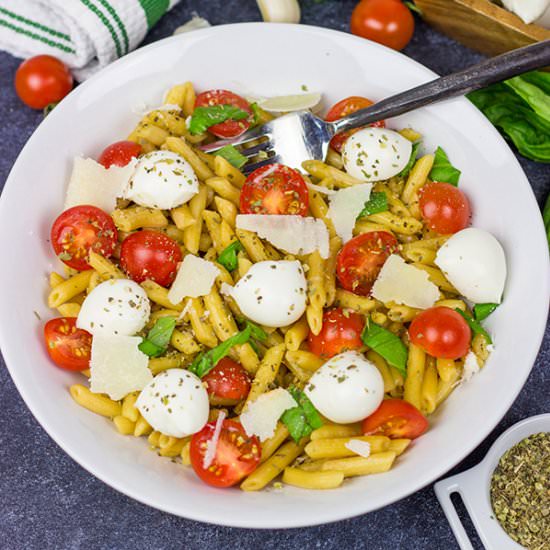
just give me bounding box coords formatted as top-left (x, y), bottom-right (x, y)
top-left (0, 1), bottom-right (549, 549)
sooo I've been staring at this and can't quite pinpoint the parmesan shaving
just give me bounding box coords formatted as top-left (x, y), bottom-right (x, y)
top-left (167, 255), bottom-right (220, 305)
top-left (173, 14), bottom-right (211, 35)
top-left (345, 439), bottom-right (371, 458)
top-left (306, 182), bottom-right (336, 196)
top-left (258, 92), bottom-right (321, 113)
top-left (455, 351), bottom-right (482, 388)
top-left (203, 410), bottom-right (226, 469)
top-left (327, 183), bottom-right (372, 243)
top-left (177, 299), bottom-right (192, 322)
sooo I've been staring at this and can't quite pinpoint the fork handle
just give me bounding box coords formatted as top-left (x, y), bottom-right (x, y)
top-left (333, 40), bottom-right (550, 133)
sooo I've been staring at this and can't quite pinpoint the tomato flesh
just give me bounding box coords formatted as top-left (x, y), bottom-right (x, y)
top-left (325, 96), bottom-right (386, 153)
top-left (419, 182), bottom-right (471, 234)
top-left (336, 231), bottom-right (398, 296)
top-left (362, 399), bottom-right (428, 439)
top-left (44, 317), bottom-right (92, 371)
top-left (190, 419), bottom-right (261, 487)
top-left (409, 306), bottom-right (471, 359)
top-left (51, 205), bottom-right (118, 271)
top-left (308, 308), bottom-right (365, 358)
top-left (203, 358), bottom-right (251, 402)
top-left (98, 140), bottom-right (142, 168)
top-left (240, 164), bottom-right (309, 216)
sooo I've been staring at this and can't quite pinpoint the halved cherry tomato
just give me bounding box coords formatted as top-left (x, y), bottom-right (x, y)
top-left (308, 308), bottom-right (365, 358)
top-left (419, 182), bottom-right (471, 235)
top-left (336, 231), bottom-right (398, 296)
top-left (409, 306), bottom-right (471, 359)
top-left (44, 317), bottom-right (92, 371)
top-left (240, 163), bottom-right (309, 216)
top-left (362, 399), bottom-right (428, 439)
top-left (325, 96), bottom-right (386, 153)
top-left (203, 358), bottom-right (251, 404)
top-left (120, 230), bottom-right (182, 287)
top-left (350, 0), bottom-right (415, 51)
top-left (15, 55), bottom-right (73, 109)
top-left (98, 140), bottom-right (142, 168)
top-left (51, 205), bottom-right (118, 271)
top-left (190, 419), bottom-right (261, 487)
top-left (195, 89), bottom-right (252, 138)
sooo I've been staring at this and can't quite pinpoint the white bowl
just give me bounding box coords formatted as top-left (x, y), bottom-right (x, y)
top-left (0, 23), bottom-right (548, 529)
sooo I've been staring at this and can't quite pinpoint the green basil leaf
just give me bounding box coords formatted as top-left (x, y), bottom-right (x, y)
top-left (138, 317), bottom-right (176, 357)
top-left (398, 141), bottom-right (421, 178)
top-left (214, 145), bottom-right (248, 169)
top-left (281, 407), bottom-right (308, 443)
top-left (473, 303), bottom-right (499, 322)
top-left (138, 339), bottom-right (164, 358)
top-left (358, 191), bottom-right (388, 218)
top-left (281, 387), bottom-right (323, 443)
top-left (429, 146), bottom-right (461, 186)
top-left (289, 388), bottom-right (323, 430)
top-left (455, 309), bottom-right (492, 345)
top-left (189, 105), bottom-right (249, 135)
top-left (246, 321), bottom-right (268, 342)
top-left (361, 319), bottom-right (408, 377)
top-left (217, 240), bottom-right (243, 271)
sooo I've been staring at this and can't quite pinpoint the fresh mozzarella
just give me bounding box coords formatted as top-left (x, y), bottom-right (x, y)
top-left (327, 183), bottom-right (372, 243)
top-left (76, 279), bottom-right (150, 336)
top-left (342, 127), bottom-right (412, 182)
top-left (305, 351), bottom-right (384, 424)
top-left (221, 260), bottom-right (307, 327)
top-left (136, 369), bottom-right (209, 438)
top-left (258, 93), bottom-right (322, 113)
top-left (236, 214), bottom-right (330, 259)
top-left (123, 151), bottom-right (199, 209)
top-left (167, 254), bottom-right (220, 305)
top-left (371, 254), bottom-right (440, 309)
top-left (434, 228), bottom-right (507, 304)
top-left (501, 0), bottom-right (549, 23)
top-left (89, 335), bottom-right (152, 400)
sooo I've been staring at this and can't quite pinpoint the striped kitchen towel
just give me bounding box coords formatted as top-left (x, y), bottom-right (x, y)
top-left (0, 0), bottom-right (180, 80)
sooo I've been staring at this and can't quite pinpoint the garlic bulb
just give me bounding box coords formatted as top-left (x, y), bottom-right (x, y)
top-left (257, 0), bottom-right (301, 23)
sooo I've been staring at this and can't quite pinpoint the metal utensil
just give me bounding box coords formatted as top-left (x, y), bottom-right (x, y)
top-left (201, 40), bottom-right (550, 174)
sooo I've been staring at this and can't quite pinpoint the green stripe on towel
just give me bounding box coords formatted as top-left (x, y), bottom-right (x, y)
top-left (96, 0), bottom-right (129, 54)
top-left (0, 6), bottom-right (72, 42)
top-left (138, 0), bottom-right (169, 29)
top-left (79, 0), bottom-right (122, 57)
top-left (0, 18), bottom-right (76, 53)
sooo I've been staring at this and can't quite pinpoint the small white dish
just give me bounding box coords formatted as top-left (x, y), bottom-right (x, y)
top-left (435, 414), bottom-right (550, 550)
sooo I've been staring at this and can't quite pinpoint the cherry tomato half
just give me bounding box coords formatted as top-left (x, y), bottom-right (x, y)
top-left (190, 419), bottom-right (261, 487)
top-left (409, 307), bottom-right (471, 359)
top-left (308, 308), bottom-right (365, 358)
top-left (419, 182), bottom-right (471, 235)
top-left (195, 89), bottom-right (252, 138)
top-left (362, 399), bottom-right (428, 439)
top-left (44, 317), bottom-right (92, 371)
top-left (350, 0), bottom-right (415, 51)
top-left (120, 230), bottom-right (182, 287)
top-left (325, 96), bottom-right (386, 153)
top-left (240, 163), bottom-right (309, 216)
top-left (336, 231), bottom-right (398, 296)
top-left (98, 140), bottom-right (142, 168)
top-left (203, 358), bottom-right (251, 404)
top-left (15, 55), bottom-right (73, 109)
top-left (51, 205), bottom-right (118, 271)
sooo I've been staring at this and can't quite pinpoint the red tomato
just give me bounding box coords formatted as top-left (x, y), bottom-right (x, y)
top-left (98, 141), bottom-right (142, 168)
top-left (308, 308), bottom-right (365, 358)
top-left (190, 419), bottom-right (261, 487)
top-left (350, 0), bottom-right (415, 51)
top-left (409, 307), bottom-right (471, 359)
top-left (195, 89), bottom-right (252, 138)
top-left (15, 55), bottom-right (73, 109)
top-left (336, 231), bottom-right (398, 296)
top-left (240, 163), bottom-right (309, 216)
top-left (44, 317), bottom-right (92, 371)
top-left (51, 205), bottom-right (118, 271)
top-left (362, 399), bottom-right (428, 439)
top-left (203, 358), bottom-right (251, 402)
top-left (419, 182), bottom-right (471, 234)
top-left (325, 96), bottom-right (386, 153)
top-left (120, 230), bottom-right (182, 287)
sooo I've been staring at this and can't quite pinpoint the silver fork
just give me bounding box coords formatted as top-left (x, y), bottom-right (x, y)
top-left (201, 40), bottom-right (550, 174)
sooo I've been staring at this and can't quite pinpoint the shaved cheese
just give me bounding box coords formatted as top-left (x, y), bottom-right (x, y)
top-left (177, 298), bottom-right (192, 322)
top-left (327, 184), bottom-right (372, 243)
top-left (345, 439), bottom-right (371, 458)
top-left (306, 182), bottom-right (336, 196)
top-left (457, 351), bottom-right (481, 387)
top-left (240, 388), bottom-right (297, 441)
top-left (89, 335), bottom-right (152, 400)
top-left (236, 214), bottom-right (329, 259)
top-left (65, 157), bottom-right (137, 213)
top-left (167, 255), bottom-right (220, 305)
top-left (371, 254), bottom-right (440, 309)
top-left (203, 410), bottom-right (226, 469)
top-left (173, 14), bottom-right (211, 35)
top-left (258, 93), bottom-right (321, 113)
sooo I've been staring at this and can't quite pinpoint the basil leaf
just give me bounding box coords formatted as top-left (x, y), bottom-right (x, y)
top-left (361, 320), bottom-right (408, 377)
top-left (281, 407), bottom-right (308, 443)
top-left (188, 105), bottom-right (249, 135)
top-left (217, 240), bottom-right (243, 271)
top-left (473, 303), bottom-right (498, 322)
top-left (358, 192), bottom-right (388, 218)
top-left (455, 309), bottom-right (492, 345)
top-left (281, 387), bottom-right (323, 443)
top-left (398, 141), bottom-right (421, 178)
top-left (138, 339), bottom-right (164, 358)
top-left (246, 321), bottom-right (268, 342)
top-left (138, 317), bottom-right (176, 357)
top-left (214, 145), bottom-right (248, 169)
top-left (429, 146), bottom-right (461, 186)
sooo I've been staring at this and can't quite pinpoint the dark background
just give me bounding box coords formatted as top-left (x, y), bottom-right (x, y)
top-left (0, 1), bottom-right (548, 549)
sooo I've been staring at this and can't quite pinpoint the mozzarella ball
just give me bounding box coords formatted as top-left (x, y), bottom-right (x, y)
top-left (124, 150), bottom-right (199, 209)
top-left (136, 369), bottom-right (209, 438)
top-left (76, 279), bottom-right (150, 336)
top-left (305, 351), bottom-right (384, 423)
top-left (435, 227), bottom-right (507, 304)
top-left (342, 127), bottom-right (412, 182)
top-left (223, 260), bottom-right (307, 327)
